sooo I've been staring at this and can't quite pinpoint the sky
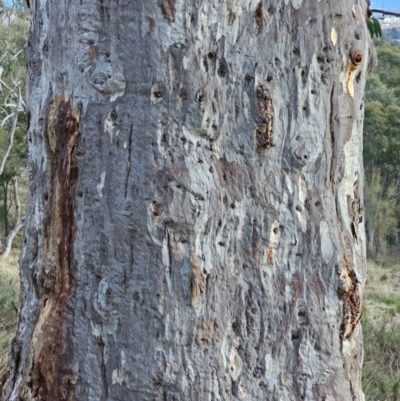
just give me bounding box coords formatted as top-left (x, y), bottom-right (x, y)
top-left (372, 0), bottom-right (400, 12)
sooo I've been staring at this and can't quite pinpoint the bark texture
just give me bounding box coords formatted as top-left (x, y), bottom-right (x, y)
top-left (3, 0), bottom-right (374, 400)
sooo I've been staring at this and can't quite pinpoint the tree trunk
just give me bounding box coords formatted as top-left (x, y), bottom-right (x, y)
top-left (2, 216), bottom-right (25, 258)
top-left (12, 176), bottom-right (21, 227)
top-left (3, 181), bottom-right (9, 237)
top-left (3, 1), bottom-right (373, 400)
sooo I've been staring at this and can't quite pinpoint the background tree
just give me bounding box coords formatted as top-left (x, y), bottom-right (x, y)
top-left (3, 0), bottom-right (373, 400)
top-left (0, 0), bottom-right (29, 255)
top-left (363, 40), bottom-right (400, 257)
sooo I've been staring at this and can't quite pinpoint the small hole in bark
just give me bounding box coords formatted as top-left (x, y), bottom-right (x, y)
top-left (273, 227), bottom-right (279, 234)
top-left (44, 192), bottom-right (48, 201)
top-left (230, 203), bottom-right (235, 209)
top-left (218, 242), bottom-right (225, 246)
top-left (179, 88), bottom-right (188, 101)
top-left (267, 76), bottom-right (273, 82)
top-left (311, 89), bottom-right (316, 94)
top-left (208, 51), bottom-right (216, 59)
top-left (291, 332), bottom-right (300, 341)
top-left (218, 63), bottom-right (226, 77)
top-left (209, 167), bottom-right (213, 173)
top-left (153, 90), bottom-right (163, 98)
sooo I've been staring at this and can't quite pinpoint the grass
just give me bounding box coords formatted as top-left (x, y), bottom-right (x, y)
top-left (363, 316), bottom-right (400, 401)
top-left (363, 259), bottom-right (400, 400)
top-left (0, 251), bottom-right (20, 387)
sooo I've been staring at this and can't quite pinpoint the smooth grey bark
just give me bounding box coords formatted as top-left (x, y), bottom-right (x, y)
top-left (12, 176), bottom-right (21, 226)
top-left (3, 0), bottom-right (374, 400)
top-left (2, 216), bottom-right (25, 258)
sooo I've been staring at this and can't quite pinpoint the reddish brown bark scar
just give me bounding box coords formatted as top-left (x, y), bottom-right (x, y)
top-left (159, 0), bottom-right (177, 22)
top-left (31, 96), bottom-right (80, 401)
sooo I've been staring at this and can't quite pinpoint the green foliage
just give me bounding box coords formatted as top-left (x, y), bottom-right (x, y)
top-left (367, 18), bottom-right (383, 39)
top-left (363, 41), bottom-right (400, 259)
top-left (364, 169), bottom-right (399, 258)
top-left (363, 315), bottom-right (400, 400)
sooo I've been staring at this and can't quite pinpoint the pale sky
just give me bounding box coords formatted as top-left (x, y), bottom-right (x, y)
top-left (372, 0), bottom-right (400, 12)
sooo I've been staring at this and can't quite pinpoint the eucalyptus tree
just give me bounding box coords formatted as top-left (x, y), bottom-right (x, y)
top-left (3, 0), bottom-right (374, 400)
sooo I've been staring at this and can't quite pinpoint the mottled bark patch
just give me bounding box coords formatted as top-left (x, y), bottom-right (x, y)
top-left (349, 180), bottom-right (363, 239)
top-left (195, 319), bottom-right (222, 348)
top-left (31, 97), bottom-right (80, 401)
top-left (190, 254), bottom-right (206, 308)
top-left (159, 0), bottom-right (177, 22)
top-left (338, 255), bottom-right (361, 340)
top-left (255, 84), bottom-right (274, 149)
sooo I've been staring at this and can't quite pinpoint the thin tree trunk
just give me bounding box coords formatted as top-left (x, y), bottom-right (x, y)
top-left (2, 216), bottom-right (25, 258)
top-left (12, 176), bottom-right (20, 226)
top-left (4, 1), bottom-right (373, 400)
top-left (3, 181), bottom-right (9, 237)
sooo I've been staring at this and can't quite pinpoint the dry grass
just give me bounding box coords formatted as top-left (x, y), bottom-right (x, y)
top-left (363, 259), bottom-right (400, 400)
top-left (364, 260), bottom-right (400, 322)
top-left (0, 251), bottom-right (20, 387)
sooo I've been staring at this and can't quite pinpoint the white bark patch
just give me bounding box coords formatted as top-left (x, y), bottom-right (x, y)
top-left (285, 174), bottom-right (294, 194)
top-left (291, 0), bottom-right (303, 10)
top-left (229, 343), bottom-right (243, 381)
top-left (34, 198), bottom-right (40, 228)
top-left (298, 177), bottom-right (307, 204)
top-left (320, 221), bottom-right (334, 263)
top-left (112, 350), bottom-right (127, 385)
top-left (297, 178), bottom-right (308, 232)
top-left (146, 202), bottom-right (162, 246)
top-left (104, 110), bottom-right (116, 143)
top-left (96, 171), bottom-right (106, 198)
top-left (242, 91), bottom-right (251, 121)
top-left (331, 28), bottom-right (337, 46)
top-left (162, 234), bottom-right (173, 294)
top-left (92, 278), bottom-right (119, 339)
top-left (339, 121), bottom-right (360, 226)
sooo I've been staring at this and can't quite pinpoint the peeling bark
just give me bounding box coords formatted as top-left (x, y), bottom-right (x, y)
top-left (4, 0), bottom-right (372, 400)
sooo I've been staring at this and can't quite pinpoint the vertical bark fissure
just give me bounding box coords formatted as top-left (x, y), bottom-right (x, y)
top-left (29, 98), bottom-right (80, 401)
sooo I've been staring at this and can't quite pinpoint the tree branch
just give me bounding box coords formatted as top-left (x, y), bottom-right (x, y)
top-left (2, 216), bottom-right (25, 258)
top-left (370, 9), bottom-right (400, 17)
top-left (0, 85), bottom-right (24, 176)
